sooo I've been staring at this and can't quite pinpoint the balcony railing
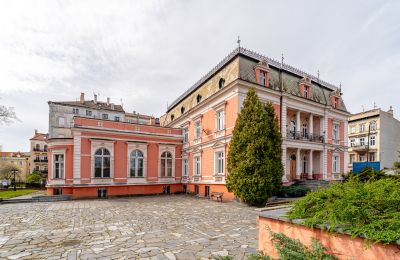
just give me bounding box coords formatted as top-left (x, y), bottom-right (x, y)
top-left (286, 131), bottom-right (324, 143)
top-left (350, 144), bottom-right (368, 151)
top-left (34, 159), bottom-right (48, 163)
top-left (33, 148), bottom-right (48, 152)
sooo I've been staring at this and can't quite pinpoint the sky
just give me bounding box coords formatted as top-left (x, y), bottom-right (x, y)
top-left (0, 0), bottom-right (399, 151)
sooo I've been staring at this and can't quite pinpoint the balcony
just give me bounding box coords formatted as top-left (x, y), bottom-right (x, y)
top-left (286, 131), bottom-right (324, 143)
top-left (350, 144), bottom-right (368, 151)
top-left (34, 159), bottom-right (48, 163)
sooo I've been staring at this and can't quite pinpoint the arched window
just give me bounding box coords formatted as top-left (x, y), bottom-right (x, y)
top-left (219, 78), bottom-right (225, 89)
top-left (130, 150), bottom-right (144, 177)
top-left (44, 144), bottom-right (48, 152)
top-left (181, 106), bottom-right (185, 114)
top-left (170, 114), bottom-right (175, 121)
top-left (302, 121), bottom-right (308, 138)
top-left (196, 94), bottom-right (202, 103)
top-left (94, 148), bottom-right (110, 178)
top-left (160, 151), bottom-right (173, 177)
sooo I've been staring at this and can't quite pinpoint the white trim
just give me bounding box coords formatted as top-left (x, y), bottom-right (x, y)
top-left (158, 144), bottom-right (176, 177)
top-left (73, 132), bottom-right (81, 184)
top-left (214, 148), bottom-right (225, 176)
top-left (52, 149), bottom-right (66, 181)
top-left (193, 152), bottom-right (201, 177)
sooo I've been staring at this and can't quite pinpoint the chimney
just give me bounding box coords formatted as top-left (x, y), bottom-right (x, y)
top-left (94, 94), bottom-right (97, 104)
top-left (35, 129), bottom-right (38, 135)
top-left (107, 97), bottom-right (110, 106)
top-left (388, 106), bottom-right (394, 115)
top-left (150, 117), bottom-right (156, 125)
top-left (80, 93), bottom-right (85, 104)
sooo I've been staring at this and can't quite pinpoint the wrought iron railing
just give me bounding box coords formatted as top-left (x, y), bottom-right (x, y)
top-left (286, 131), bottom-right (324, 143)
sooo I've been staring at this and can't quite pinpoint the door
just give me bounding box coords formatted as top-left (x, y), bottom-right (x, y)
top-left (290, 155), bottom-right (296, 180)
top-left (205, 186), bottom-right (210, 198)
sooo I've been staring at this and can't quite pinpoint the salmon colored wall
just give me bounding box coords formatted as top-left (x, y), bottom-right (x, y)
top-left (273, 104), bottom-right (281, 127)
top-left (201, 109), bottom-right (217, 143)
top-left (259, 217), bottom-right (400, 260)
top-left (340, 151), bottom-right (345, 173)
top-left (327, 118), bottom-right (333, 144)
top-left (225, 96), bottom-right (238, 135)
top-left (114, 141), bottom-right (127, 181)
top-left (147, 143), bottom-right (159, 179)
top-left (81, 137), bottom-right (91, 182)
top-left (327, 150), bottom-right (332, 175)
top-left (175, 145), bottom-right (182, 179)
top-left (201, 147), bottom-right (214, 177)
top-left (340, 121), bottom-right (345, 143)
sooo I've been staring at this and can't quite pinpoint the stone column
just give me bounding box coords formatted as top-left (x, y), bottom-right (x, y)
top-left (309, 114), bottom-right (314, 136)
top-left (296, 148), bottom-right (301, 179)
top-left (73, 132), bottom-right (81, 184)
top-left (308, 150), bottom-right (313, 179)
top-left (281, 97), bottom-right (287, 138)
top-left (296, 111), bottom-right (301, 135)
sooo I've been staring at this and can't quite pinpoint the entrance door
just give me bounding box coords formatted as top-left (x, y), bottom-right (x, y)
top-left (290, 155), bottom-right (296, 180)
top-left (205, 186), bottom-right (210, 198)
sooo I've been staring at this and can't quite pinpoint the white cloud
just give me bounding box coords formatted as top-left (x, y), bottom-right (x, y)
top-left (0, 0), bottom-right (399, 151)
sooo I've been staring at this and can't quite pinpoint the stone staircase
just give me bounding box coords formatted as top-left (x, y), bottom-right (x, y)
top-left (295, 180), bottom-right (331, 191)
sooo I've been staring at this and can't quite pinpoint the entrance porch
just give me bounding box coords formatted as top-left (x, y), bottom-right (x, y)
top-left (285, 148), bottom-right (323, 182)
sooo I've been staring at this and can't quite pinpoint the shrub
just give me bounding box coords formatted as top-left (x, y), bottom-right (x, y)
top-left (277, 184), bottom-right (310, 198)
top-left (288, 178), bottom-right (400, 243)
top-left (26, 172), bottom-right (43, 188)
top-left (227, 88), bottom-right (283, 206)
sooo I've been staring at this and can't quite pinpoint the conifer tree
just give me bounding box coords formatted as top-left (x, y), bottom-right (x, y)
top-left (227, 87), bottom-right (283, 206)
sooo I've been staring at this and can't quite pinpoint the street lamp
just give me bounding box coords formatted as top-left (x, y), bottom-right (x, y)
top-left (12, 168), bottom-right (17, 191)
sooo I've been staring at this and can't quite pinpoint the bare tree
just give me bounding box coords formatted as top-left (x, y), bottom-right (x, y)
top-left (0, 105), bottom-right (19, 124)
top-left (0, 161), bottom-right (21, 180)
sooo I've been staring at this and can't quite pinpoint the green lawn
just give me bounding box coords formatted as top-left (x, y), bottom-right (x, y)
top-left (0, 189), bottom-right (38, 199)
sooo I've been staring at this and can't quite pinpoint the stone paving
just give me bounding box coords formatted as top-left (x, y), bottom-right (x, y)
top-left (0, 195), bottom-right (258, 259)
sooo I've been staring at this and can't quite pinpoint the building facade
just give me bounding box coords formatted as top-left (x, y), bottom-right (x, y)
top-left (46, 47), bottom-right (350, 200)
top-left (348, 107), bottom-right (400, 171)
top-left (29, 130), bottom-right (49, 175)
top-left (0, 151), bottom-right (30, 181)
top-left (46, 116), bottom-right (182, 198)
top-left (160, 47), bottom-right (350, 199)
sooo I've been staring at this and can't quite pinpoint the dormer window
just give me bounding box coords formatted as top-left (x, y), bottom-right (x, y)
top-left (181, 107), bottom-right (185, 114)
top-left (259, 71), bottom-right (266, 86)
top-left (171, 114), bottom-right (175, 121)
top-left (304, 85), bottom-right (310, 98)
top-left (219, 78), bottom-right (225, 89)
top-left (197, 95), bottom-right (202, 103)
top-left (332, 96), bottom-right (340, 109)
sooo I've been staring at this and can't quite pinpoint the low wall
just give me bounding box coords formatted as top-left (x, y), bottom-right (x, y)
top-left (259, 208), bottom-right (400, 260)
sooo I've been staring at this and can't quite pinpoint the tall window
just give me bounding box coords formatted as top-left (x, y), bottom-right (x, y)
top-left (350, 125), bottom-right (356, 133)
top-left (73, 108), bottom-right (79, 114)
top-left (183, 127), bottom-right (189, 143)
top-left (370, 121), bottom-right (377, 131)
top-left (302, 122), bottom-right (308, 138)
top-left (35, 144), bottom-right (40, 151)
top-left (350, 154), bottom-right (355, 163)
top-left (369, 152), bottom-right (376, 162)
top-left (58, 117), bottom-right (65, 126)
top-left (182, 159), bottom-right (188, 176)
top-left (215, 152), bottom-right (224, 174)
top-left (194, 156), bottom-right (201, 176)
top-left (360, 154), bottom-right (366, 162)
top-left (216, 110), bottom-right (225, 131)
top-left (54, 154), bottom-right (64, 179)
top-left (360, 137), bottom-right (365, 146)
top-left (130, 150), bottom-right (144, 177)
top-left (195, 121), bottom-right (201, 139)
top-left (102, 114), bottom-right (109, 120)
top-left (333, 155), bottom-right (339, 173)
top-left (94, 148), bottom-right (111, 178)
top-left (333, 124), bottom-right (339, 142)
top-left (86, 110), bottom-right (92, 116)
top-left (259, 71), bottom-right (266, 86)
top-left (44, 145), bottom-right (48, 152)
top-left (160, 151), bottom-right (173, 177)
top-left (369, 136), bottom-right (376, 146)
top-left (304, 86), bottom-right (310, 98)
top-left (114, 116), bottom-right (120, 122)
top-left (359, 124), bottom-right (365, 132)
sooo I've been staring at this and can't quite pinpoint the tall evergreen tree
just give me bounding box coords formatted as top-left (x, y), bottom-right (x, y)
top-left (227, 87), bottom-right (283, 206)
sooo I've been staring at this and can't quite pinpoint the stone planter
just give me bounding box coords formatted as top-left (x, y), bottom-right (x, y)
top-left (259, 207), bottom-right (400, 260)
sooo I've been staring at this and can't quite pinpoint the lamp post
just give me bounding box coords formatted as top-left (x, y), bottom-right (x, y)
top-left (12, 168), bottom-right (16, 191)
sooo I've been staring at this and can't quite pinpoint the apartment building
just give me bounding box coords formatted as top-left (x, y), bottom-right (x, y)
top-left (160, 47), bottom-right (350, 198)
top-left (29, 130), bottom-right (49, 175)
top-left (348, 107), bottom-right (400, 171)
top-left (0, 151), bottom-right (30, 181)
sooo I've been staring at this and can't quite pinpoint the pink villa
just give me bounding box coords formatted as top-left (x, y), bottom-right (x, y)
top-left (46, 47), bottom-right (350, 199)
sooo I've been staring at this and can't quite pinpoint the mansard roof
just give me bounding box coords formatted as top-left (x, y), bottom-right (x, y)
top-left (48, 100), bottom-right (125, 113)
top-left (167, 47), bottom-right (348, 112)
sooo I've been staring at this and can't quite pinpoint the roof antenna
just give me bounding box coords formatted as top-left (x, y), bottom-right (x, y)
top-left (373, 102), bottom-right (377, 109)
top-left (339, 82), bottom-right (342, 95)
top-left (362, 105), bottom-right (365, 112)
top-left (317, 70), bottom-right (320, 83)
top-left (237, 36), bottom-right (241, 51)
top-left (281, 53), bottom-right (284, 68)
top-left (120, 98), bottom-right (123, 107)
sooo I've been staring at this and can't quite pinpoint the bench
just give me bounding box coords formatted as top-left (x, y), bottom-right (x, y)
top-left (210, 192), bottom-right (223, 202)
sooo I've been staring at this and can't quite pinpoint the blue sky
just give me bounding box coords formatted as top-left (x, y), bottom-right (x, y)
top-left (0, 0), bottom-right (399, 151)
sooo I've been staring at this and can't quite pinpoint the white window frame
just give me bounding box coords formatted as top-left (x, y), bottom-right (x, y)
top-left (214, 150), bottom-right (225, 175)
top-left (216, 110), bottom-right (225, 131)
top-left (370, 121), bottom-right (377, 131)
top-left (127, 143), bottom-right (147, 178)
top-left (194, 155), bottom-right (201, 176)
top-left (58, 117), bottom-right (65, 126)
top-left (333, 154), bottom-right (340, 173)
top-left (195, 120), bottom-right (201, 140)
top-left (259, 71), bottom-right (266, 86)
top-left (183, 127), bottom-right (189, 143)
top-left (369, 135), bottom-right (376, 146)
top-left (158, 145), bottom-right (175, 178)
top-left (350, 125), bottom-right (356, 133)
top-left (182, 158), bottom-right (188, 177)
top-left (333, 123), bottom-right (340, 142)
top-left (91, 140), bottom-right (114, 179)
top-left (360, 124), bottom-right (365, 133)
top-left (360, 154), bottom-right (366, 162)
top-left (349, 154), bottom-right (355, 163)
top-left (52, 149), bottom-right (65, 179)
top-left (350, 139), bottom-right (355, 147)
top-left (359, 137), bottom-right (365, 146)
top-left (369, 152), bottom-right (376, 162)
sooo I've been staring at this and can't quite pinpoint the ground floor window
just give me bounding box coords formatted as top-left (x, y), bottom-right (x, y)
top-left (160, 151), bottom-right (173, 177)
top-left (53, 188), bottom-right (62, 195)
top-left (215, 152), bottom-right (224, 175)
top-left (97, 188), bottom-right (108, 198)
top-left (194, 185), bottom-right (199, 195)
top-left (183, 185), bottom-right (187, 193)
top-left (94, 148), bottom-right (111, 178)
top-left (194, 156), bottom-right (201, 176)
top-left (182, 159), bottom-right (188, 176)
top-left (369, 152), bottom-right (376, 162)
top-left (350, 154), bottom-right (355, 164)
top-left (333, 155), bottom-right (339, 173)
top-left (53, 154), bottom-right (64, 179)
top-left (163, 185), bottom-right (171, 194)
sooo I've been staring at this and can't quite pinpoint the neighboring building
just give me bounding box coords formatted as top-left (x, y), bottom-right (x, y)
top-left (160, 47), bottom-right (350, 198)
top-left (46, 116), bottom-right (182, 198)
top-left (29, 130), bottom-right (49, 175)
top-left (0, 151), bottom-right (31, 181)
top-left (46, 47), bottom-right (350, 200)
top-left (348, 107), bottom-right (400, 171)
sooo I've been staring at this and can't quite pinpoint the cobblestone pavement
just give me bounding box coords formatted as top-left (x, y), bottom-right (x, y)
top-left (0, 195), bottom-right (258, 259)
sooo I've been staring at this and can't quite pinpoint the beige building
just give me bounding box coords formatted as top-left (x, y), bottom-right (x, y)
top-left (29, 130), bottom-right (49, 175)
top-left (348, 107), bottom-right (400, 171)
top-left (0, 152), bottom-right (30, 181)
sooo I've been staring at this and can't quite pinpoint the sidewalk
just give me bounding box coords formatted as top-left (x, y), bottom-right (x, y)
top-left (11, 190), bottom-right (47, 200)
